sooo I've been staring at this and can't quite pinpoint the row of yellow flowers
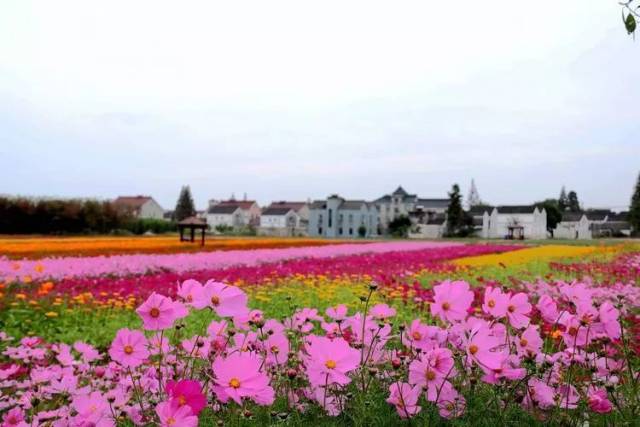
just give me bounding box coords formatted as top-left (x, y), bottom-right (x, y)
top-left (0, 235), bottom-right (351, 259)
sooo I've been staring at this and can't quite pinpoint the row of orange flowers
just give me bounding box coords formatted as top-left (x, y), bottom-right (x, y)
top-left (0, 235), bottom-right (356, 259)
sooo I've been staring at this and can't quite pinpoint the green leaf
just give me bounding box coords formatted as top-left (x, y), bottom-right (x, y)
top-left (625, 13), bottom-right (637, 34)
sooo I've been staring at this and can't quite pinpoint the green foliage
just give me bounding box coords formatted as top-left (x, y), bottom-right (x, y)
top-left (446, 184), bottom-right (470, 236)
top-left (388, 215), bottom-right (411, 237)
top-left (0, 197), bottom-right (130, 234)
top-left (567, 191), bottom-right (580, 213)
top-left (535, 199), bottom-right (562, 233)
top-left (174, 185), bottom-right (196, 221)
top-left (630, 172), bottom-right (640, 236)
top-left (122, 218), bottom-right (177, 235)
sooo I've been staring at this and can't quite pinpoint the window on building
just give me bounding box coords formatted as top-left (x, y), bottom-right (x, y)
top-left (318, 227), bottom-right (323, 235)
top-left (348, 214), bottom-right (353, 224)
top-left (328, 209), bottom-right (333, 227)
top-left (339, 213), bottom-right (344, 223)
top-left (339, 227), bottom-right (343, 235)
top-left (349, 228), bottom-right (353, 235)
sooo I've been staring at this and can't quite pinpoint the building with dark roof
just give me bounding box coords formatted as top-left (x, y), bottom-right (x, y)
top-left (205, 197), bottom-right (261, 229)
top-left (375, 186), bottom-right (449, 234)
top-left (480, 205), bottom-right (547, 239)
top-left (113, 196), bottom-right (164, 220)
top-left (308, 194), bottom-right (378, 238)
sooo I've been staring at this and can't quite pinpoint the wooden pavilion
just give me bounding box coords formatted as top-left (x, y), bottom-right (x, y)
top-left (178, 217), bottom-right (208, 246)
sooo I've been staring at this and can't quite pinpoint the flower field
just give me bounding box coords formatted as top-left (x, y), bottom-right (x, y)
top-left (0, 239), bottom-right (639, 426)
top-left (0, 236), bottom-right (356, 260)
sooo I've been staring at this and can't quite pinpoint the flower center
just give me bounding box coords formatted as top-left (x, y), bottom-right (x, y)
top-left (411, 331), bottom-right (422, 340)
top-left (167, 417), bottom-right (176, 425)
top-left (425, 370), bottom-right (436, 381)
top-left (469, 344), bottom-right (479, 355)
top-left (519, 338), bottom-right (528, 347)
top-left (271, 345), bottom-right (279, 354)
top-left (186, 295), bottom-right (193, 302)
top-left (568, 326), bottom-right (578, 336)
top-left (507, 305), bottom-right (516, 313)
top-left (442, 302), bottom-right (451, 311)
top-left (229, 378), bottom-right (241, 388)
top-left (178, 395), bottom-right (187, 406)
top-left (211, 295), bottom-right (220, 306)
top-left (123, 345), bottom-right (134, 355)
top-left (325, 359), bottom-right (337, 369)
top-left (446, 403), bottom-right (454, 411)
top-left (487, 299), bottom-right (495, 308)
top-left (149, 307), bottom-right (160, 318)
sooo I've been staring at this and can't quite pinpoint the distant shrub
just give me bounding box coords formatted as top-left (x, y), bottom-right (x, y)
top-left (123, 218), bottom-right (176, 235)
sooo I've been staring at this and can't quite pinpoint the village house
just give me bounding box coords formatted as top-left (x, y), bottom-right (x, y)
top-left (553, 210), bottom-right (609, 240)
top-left (308, 195), bottom-right (378, 238)
top-left (481, 205), bottom-right (548, 239)
top-left (375, 186), bottom-right (449, 234)
top-left (112, 196), bottom-right (164, 220)
top-left (408, 213), bottom-right (448, 239)
top-left (205, 198), bottom-right (261, 229)
top-left (259, 201), bottom-right (310, 236)
top-left (590, 212), bottom-right (632, 237)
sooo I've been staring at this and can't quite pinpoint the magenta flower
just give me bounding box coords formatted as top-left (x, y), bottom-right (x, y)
top-left (108, 328), bottom-right (149, 368)
top-left (212, 352), bottom-right (275, 405)
top-left (527, 378), bottom-right (556, 409)
top-left (505, 292), bottom-right (531, 329)
top-left (166, 379), bottom-right (207, 415)
top-left (264, 333), bottom-right (289, 366)
top-left (588, 386), bottom-right (613, 414)
top-left (430, 280), bottom-right (473, 323)
top-left (598, 302), bottom-right (621, 339)
top-left (386, 382), bottom-right (422, 419)
top-left (482, 287), bottom-right (508, 318)
top-left (156, 400), bottom-right (198, 427)
top-left (136, 292), bottom-right (185, 330)
top-left (437, 387), bottom-right (466, 419)
top-left (304, 335), bottom-right (360, 387)
top-left (193, 280), bottom-right (248, 317)
top-left (2, 408), bottom-right (27, 427)
top-left (516, 325), bottom-right (543, 356)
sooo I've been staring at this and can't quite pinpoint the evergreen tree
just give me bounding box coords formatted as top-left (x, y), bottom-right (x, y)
top-left (467, 179), bottom-right (481, 208)
top-left (446, 183), bottom-right (465, 236)
top-left (567, 191), bottom-right (580, 213)
top-left (174, 185), bottom-right (196, 221)
top-left (558, 186), bottom-right (568, 212)
top-left (630, 172), bottom-right (640, 236)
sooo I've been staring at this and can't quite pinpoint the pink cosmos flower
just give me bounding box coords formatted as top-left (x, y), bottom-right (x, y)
top-left (166, 380), bottom-right (207, 415)
top-left (516, 325), bottom-right (543, 356)
top-left (587, 386), bottom-right (613, 414)
top-left (264, 333), bottom-right (289, 366)
top-left (73, 342), bottom-right (101, 363)
top-left (482, 287), bottom-right (508, 318)
top-left (326, 304), bottom-right (348, 320)
top-left (156, 401), bottom-right (198, 427)
top-left (505, 292), bottom-right (531, 329)
top-left (598, 302), bottom-right (621, 339)
top-left (71, 391), bottom-right (112, 426)
top-left (527, 378), bottom-right (555, 409)
top-left (212, 352), bottom-right (275, 405)
top-left (556, 384), bottom-right (579, 409)
top-left (465, 325), bottom-right (502, 371)
top-left (430, 280), bottom-right (474, 323)
top-left (181, 336), bottom-right (211, 359)
top-left (108, 328), bottom-right (149, 368)
top-left (370, 303), bottom-right (397, 320)
top-left (304, 336), bottom-right (360, 387)
top-left (437, 387), bottom-right (466, 419)
top-left (536, 294), bottom-right (560, 323)
top-left (177, 279), bottom-right (204, 306)
top-left (408, 348), bottom-right (456, 401)
top-left (136, 292), bottom-right (186, 330)
top-left (386, 382), bottom-right (422, 419)
top-left (193, 280), bottom-right (248, 317)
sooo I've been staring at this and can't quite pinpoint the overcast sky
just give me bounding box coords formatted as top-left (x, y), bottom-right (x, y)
top-left (1, 1), bottom-right (638, 210)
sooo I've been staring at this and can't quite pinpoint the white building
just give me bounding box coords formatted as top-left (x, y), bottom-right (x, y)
top-left (553, 211), bottom-right (609, 240)
top-left (408, 214), bottom-right (447, 239)
top-left (113, 196), bottom-right (164, 220)
top-left (206, 199), bottom-right (261, 229)
top-left (481, 206), bottom-right (547, 239)
top-left (258, 201), bottom-right (310, 236)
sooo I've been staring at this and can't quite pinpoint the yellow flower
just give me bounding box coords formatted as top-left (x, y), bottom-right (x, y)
top-left (44, 311), bottom-right (58, 317)
top-left (15, 293), bottom-right (26, 300)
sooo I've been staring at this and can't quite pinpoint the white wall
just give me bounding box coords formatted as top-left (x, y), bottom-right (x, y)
top-left (483, 208), bottom-right (547, 239)
top-left (139, 200), bottom-right (164, 220)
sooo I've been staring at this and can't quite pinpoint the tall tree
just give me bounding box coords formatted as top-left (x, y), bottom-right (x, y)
top-left (174, 185), bottom-right (196, 221)
top-left (446, 183), bottom-right (465, 236)
top-left (567, 191), bottom-right (580, 213)
top-left (558, 186), bottom-right (568, 212)
top-left (630, 172), bottom-right (640, 236)
top-left (467, 179), bottom-right (481, 208)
